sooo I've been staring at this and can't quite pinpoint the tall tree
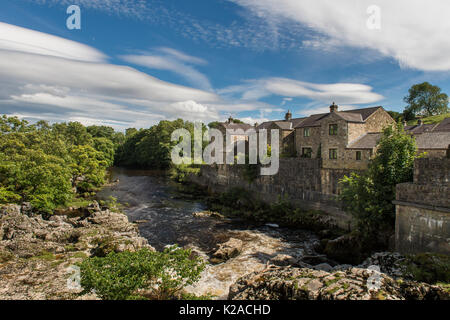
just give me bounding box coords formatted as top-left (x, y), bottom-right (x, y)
top-left (404, 82), bottom-right (449, 117)
top-left (339, 123), bottom-right (418, 237)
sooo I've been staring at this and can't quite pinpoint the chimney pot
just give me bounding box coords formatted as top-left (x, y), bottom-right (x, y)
top-left (285, 110), bottom-right (292, 121)
top-left (330, 102), bottom-right (338, 113)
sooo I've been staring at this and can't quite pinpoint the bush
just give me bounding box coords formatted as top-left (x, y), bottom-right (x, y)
top-left (169, 164), bottom-right (201, 183)
top-left (402, 253), bottom-right (450, 284)
top-left (79, 246), bottom-right (205, 300)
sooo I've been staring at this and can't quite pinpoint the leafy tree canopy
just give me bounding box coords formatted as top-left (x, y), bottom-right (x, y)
top-left (403, 82), bottom-right (449, 118)
top-left (339, 123), bottom-right (418, 238)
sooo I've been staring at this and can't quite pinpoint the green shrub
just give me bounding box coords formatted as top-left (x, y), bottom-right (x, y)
top-left (402, 253), bottom-right (450, 284)
top-left (79, 246), bottom-right (205, 300)
top-left (169, 164), bottom-right (201, 183)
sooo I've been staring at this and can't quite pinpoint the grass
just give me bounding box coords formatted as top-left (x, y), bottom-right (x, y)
top-left (407, 113), bottom-right (449, 125)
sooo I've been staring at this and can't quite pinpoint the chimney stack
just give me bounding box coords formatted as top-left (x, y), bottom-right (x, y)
top-left (330, 102), bottom-right (338, 113)
top-left (285, 110), bottom-right (292, 121)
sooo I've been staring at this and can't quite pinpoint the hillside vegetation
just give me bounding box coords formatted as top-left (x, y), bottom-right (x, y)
top-left (407, 113), bottom-right (450, 125)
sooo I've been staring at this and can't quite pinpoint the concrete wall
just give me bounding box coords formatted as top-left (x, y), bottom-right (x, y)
top-left (395, 158), bottom-right (450, 255)
top-left (190, 158), bottom-right (354, 230)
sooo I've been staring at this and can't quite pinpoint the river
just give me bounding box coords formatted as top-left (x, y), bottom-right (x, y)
top-left (98, 168), bottom-right (323, 299)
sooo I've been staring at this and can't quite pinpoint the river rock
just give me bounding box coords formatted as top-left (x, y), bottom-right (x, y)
top-left (193, 211), bottom-right (225, 219)
top-left (211, 238), bottom-right (243, 263)
top-left (323, 234), bottom-right (364, 264)
top-left (314, 263), bottom-right (333, 272)
top-left (270, 254), bottom-right (298, 266)
top-left (0, 202), bottom-right (154, 300)
top-left (358, 252), bottom-right (407, 279)
top-left (228, 265), bottom-right (449, 300)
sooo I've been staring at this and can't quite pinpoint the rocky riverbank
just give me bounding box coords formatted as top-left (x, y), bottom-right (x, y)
top-left (0, 202), bottom-right (153, 300)
top-left (229, 265), bottom-right (449, 300)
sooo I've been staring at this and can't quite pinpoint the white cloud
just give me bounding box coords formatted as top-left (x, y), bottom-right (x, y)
top-left (238, 116), bottom-right (269, 126)
top-left (220, 78), bottom-right (384, 105)
top-left (0, 23), bottom-right (221, 129)
top-left (0, 22), bottom-right (106, 62)
top-left (121, 48), bottom-right (212, 91)
top-left (168, 100), bottom-right (219, 122)
top-left (231, 0), bottom-right (450, 71)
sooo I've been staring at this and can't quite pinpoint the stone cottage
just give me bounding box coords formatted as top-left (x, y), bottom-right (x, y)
top-left (216, 104), bottom-right (450, 169)
top-left (255, 103), bottom-right (395, 170)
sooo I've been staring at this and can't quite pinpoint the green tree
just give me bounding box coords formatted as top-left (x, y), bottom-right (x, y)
top-left (404, 82), bottom-right (449, 117)
top-left (79, 246), bottom-right (205, 300)
top-left (0, 115), bottom-right (119, 213)
top-left (339, 123), bottom-right (418, 237)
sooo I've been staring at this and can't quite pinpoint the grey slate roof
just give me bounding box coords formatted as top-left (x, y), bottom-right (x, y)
top-left (219, 122), bottom-right (253, 131)
top-left (340, 106), bottom-right (382, 121)
top-left (433, 117), bottom-right (450, 132)
top-left (405, 123), bottom-right (438, 134)
top-left (347, 133), bottom-right (382, 149)
top-left (294, 106), bottom-right (382, 128)
top-left (415, 132), bottom-right (450, 149)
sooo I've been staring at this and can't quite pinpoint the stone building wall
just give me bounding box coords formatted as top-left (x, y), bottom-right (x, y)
top-left (190, 158), bottom-right (353, 230)
top-left (295, 126), bottom-right (321, 158)
top-left (394, 158), bottom-right (450, 255)
top-left (320, 114), bottom-right (350, 169)
top-left (364, 108), bottom-right (396, 133)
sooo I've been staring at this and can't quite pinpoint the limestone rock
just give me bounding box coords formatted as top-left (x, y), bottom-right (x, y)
top-left (228, 266), bottom-right (449, 300)
top-left (0, 202), bottom-right (154, 300)
top-left (314, 263), bottom-right (333, 272)
top-left (192, 211), bottom-right (225, 219)
top-left (211, 238), bottom-right (243, 263)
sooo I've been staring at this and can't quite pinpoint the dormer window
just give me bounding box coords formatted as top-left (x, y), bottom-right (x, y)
top-left (329, 124), bottom-right (338, 135)
top-left (304, 128), bottom-right (310, 137)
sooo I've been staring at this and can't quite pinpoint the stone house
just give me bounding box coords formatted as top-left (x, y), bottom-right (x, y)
top-left (293, 103), bottom-right (395, 170)
top-left (215, 105), bottom-right (449, 169)
top-left (405, 117), bottom-right (450, 158)
top-left (216, 116), bottom-right (253, 143)
top-left (256, 111), bottom-right (305, 156)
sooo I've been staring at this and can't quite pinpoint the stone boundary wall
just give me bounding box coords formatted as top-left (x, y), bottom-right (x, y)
top-left (395, 158), bottom-right (450, 254)
top-left (190, 158), bottom-right (354, 230)
top-left (414, 158), bottom-right (450, 185)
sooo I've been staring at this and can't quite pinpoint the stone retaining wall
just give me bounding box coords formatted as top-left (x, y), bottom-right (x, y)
top-left (395, 158), bottom-right (450, 254)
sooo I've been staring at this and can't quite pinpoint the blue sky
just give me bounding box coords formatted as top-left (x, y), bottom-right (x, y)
top-left (1, 0), bottom-right (450, 129)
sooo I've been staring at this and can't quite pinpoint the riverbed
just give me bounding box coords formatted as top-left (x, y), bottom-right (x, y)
top-left (98, 168), bottom-right (323, 299)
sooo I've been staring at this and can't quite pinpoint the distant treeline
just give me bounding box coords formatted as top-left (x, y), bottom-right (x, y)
top-left (0, 116), bottom-right (124, 213)
top-left (114, 119), bottom-right (207, 169)
top-left (0, 116), bottom-right (202, 213)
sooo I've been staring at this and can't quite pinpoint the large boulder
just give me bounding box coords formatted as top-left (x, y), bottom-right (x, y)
top-left (211, 238), bottom-right (243, 264)
top-left (228, 265), bottom-right (449, 300)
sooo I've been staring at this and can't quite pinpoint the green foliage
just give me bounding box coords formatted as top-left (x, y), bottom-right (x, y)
top-left (402, 253), bottom-right (450, 284)
top-left (169, 164), bottom-right (201, 183)
top-left (0, 115), bottom-right (119, 214)
top-left (407, 112), bottom-right (450, 125)
top-left (404, 82), bottom-right (449, 117)
top-left (339, 123), bottom-right (418, 237)
top-left (387, 110), bottom-right (403, 122)
top-left (79, 246), bottom-right (206, 300)
top-left (115, 119), bottom-right (205, 170)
